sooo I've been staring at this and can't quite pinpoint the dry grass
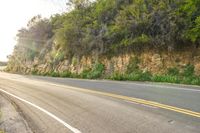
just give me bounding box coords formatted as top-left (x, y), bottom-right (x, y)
top-left (0, 130), bottom-right (5, 133)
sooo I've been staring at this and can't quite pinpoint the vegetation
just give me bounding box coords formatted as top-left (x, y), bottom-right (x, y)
top-left (0, 62), bottom-right (7, 66)
top-left (34, 62), bottom-right (105, 79)
top-left (109, 64), bottom-right (200, 85)
top-left (6, 0), bottom-right (200, 86)
top-left (30, 61), bottom-right (200, 86)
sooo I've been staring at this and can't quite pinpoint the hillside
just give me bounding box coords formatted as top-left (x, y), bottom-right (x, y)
top-left (6, 0), bottom-right (200, 85)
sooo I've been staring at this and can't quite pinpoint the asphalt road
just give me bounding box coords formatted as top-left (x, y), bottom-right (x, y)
top-left (0, 72), bottom-right (200, 133)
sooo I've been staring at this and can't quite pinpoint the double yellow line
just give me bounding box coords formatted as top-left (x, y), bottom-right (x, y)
top-left (51, 83), bottom-right (200, 118)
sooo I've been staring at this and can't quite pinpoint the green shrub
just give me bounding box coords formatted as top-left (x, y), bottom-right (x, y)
top-left (79, 69), bottom-right (91, 79)
top-left (183, 76), bottom-right (200, 85)
top-left (60, 71), bottom-right (72, 78)
top-left (126, 57), bottom-right (140, 74)
top-left (152, 75), bottom-right (181, 83)
top-left (167, 67), bottom-right (179, 76)
top-left (127, 72), bottom-right (141, 81)
top-left (55, 52), bottom-right (64, 62)
top-left (139, 71), bottom-right (152, 81)
top-left (190, 77), bottom-right (200, 85)
top-left (87, 63), bottom-right (105, 79)
top-left (72, 57), bottom-right (78, 66)
top-left (49, 71), bottom-right (60, 77)
top-left (127, 71), bottom-right (152, 81)
top-left (31, 69), bottom-right (38, 75)
top-left (71, 73), bottom-right (80, 78)
top-left (109, 72), bottom-right (127, 81)
top-left (182, 64), bottom-right (194, 77)
top-left (53, 51), bottom-right (65, 66)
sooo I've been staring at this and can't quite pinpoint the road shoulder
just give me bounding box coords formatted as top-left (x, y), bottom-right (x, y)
top-left (0, 94), bottom-right (32, 133)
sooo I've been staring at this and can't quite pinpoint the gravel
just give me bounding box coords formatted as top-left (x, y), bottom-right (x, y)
top-left (0, 95), bottom-right (32, 133)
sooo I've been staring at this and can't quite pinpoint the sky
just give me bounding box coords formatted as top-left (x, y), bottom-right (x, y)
top-left (0, 0), bottom-right (67, 61)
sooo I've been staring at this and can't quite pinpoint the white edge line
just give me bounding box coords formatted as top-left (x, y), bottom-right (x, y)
top-left (0, 89), bottom-right (81, 133)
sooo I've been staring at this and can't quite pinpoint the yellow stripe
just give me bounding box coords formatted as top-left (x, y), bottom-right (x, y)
top-left (51, 83), bottom-right (200, 118)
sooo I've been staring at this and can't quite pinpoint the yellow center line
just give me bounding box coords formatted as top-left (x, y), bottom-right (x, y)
top-left (50, 83), bottom-right (200, 118)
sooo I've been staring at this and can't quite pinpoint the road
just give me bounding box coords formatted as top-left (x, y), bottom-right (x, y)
top-left (0, 72), bottom-right (200, 133)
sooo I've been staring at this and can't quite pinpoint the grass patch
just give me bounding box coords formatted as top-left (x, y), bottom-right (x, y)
top-left (109, 72), bottom-right (127, 81)
top-left (0, 129), bottom-right (4, 133)
top-left (86, 63), bottom-right (105, 79)
top-left (108, 64), bottom-right (200, 85)
top-left (182, 64), bottom-right (194, 77)
top-left (151, 75), bottom-right (181, 84)
top-left (78, 63), bottom-right (105, 79)
top-left (59, 71), bottom-right (72, 78)
top-left (108, 72), bottom-right (200, 85)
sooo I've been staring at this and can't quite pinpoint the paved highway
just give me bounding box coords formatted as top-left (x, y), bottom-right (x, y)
top-left (0, 72), bottom-right (200, 133)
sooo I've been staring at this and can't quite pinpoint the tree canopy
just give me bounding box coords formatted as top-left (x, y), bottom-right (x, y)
top-left (8, 0), bottom-right (200, 68)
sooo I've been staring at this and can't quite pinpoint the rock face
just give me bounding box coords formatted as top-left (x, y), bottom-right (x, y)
top-left (195, 63), bottom-right (200, 76)
top-left (54, 50), bottom-right (200, 75)
top-left (6, 48), bottom-right (200, 76)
